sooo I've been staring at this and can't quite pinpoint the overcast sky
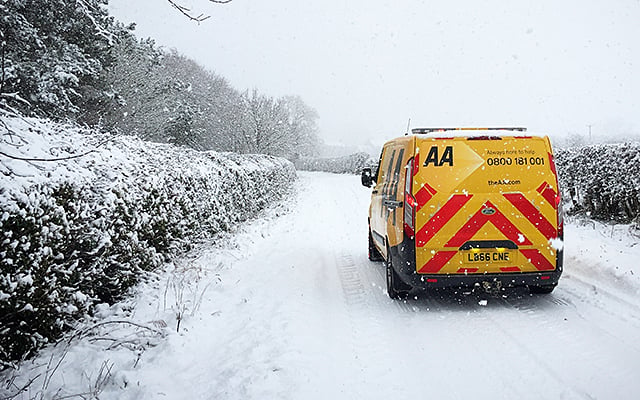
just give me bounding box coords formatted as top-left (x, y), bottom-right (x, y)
top-left (108, 0), bottom-right (639, 147)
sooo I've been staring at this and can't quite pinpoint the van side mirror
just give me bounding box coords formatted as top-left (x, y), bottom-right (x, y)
top-left (361, 168), bottom-right (374, 188)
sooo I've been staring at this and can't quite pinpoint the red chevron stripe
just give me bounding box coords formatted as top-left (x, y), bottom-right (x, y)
top-left (504, 193), bottom-right (557, 240)
top-left (445, 201), bottom-right (533, 247)
top-left (415, 194), bottom-right (471, 247)
top-left (536, 182), bottom-right (558, 209)
top-left (520, 249), bottom-right (555, 271)
top-left (548, 152), bottom-right (557, 176)
top-left (418, 251), bottom-right (457, 273)
top-left (415, 183), bottom-right (438, 212)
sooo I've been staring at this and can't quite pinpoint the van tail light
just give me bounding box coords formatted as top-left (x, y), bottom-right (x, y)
top-left (548, 152), bottom-right (564, 239)
top-left (404, 158), bottom-right (417, 238)
top-left (557, 192), bottom-right (564, 239)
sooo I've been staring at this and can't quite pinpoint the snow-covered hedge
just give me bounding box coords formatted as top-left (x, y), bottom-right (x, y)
top-left (295, 152), bottom-right (373, 174)
top-left (555, 143), bottom-right (640, 225)
top-left (0, 116), bottom-right (296, 367)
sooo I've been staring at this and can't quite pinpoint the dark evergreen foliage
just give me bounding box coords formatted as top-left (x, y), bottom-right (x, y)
top-left (0, 0), bottom-right (115, 118)
top-left (556, 143), bottom-right (640, 225)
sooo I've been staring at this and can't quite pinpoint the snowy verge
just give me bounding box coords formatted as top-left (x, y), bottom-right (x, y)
top-left (0, 115), bottom-right (296, 367)
top-left (0, 199), bottom-right (295, 400)
top-left (564, 216), bottom-right (640, 303)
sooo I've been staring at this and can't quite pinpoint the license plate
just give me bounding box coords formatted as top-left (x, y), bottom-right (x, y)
top-left (464, 250), bottom-right (511, 264)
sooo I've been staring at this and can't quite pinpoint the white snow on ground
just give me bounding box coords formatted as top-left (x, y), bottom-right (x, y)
top-left (3, 172), bottom-right (640, 400)
top-left (564, 219), bottom-right (640, 303)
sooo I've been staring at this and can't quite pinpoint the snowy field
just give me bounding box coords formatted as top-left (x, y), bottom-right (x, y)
top-left (3, 172), bottom-right (640, 400)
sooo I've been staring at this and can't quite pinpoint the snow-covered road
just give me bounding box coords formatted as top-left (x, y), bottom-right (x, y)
top-left (9, 172), bottom-right (640, 399)
top-left (126, 172), bottom-right (640, 400)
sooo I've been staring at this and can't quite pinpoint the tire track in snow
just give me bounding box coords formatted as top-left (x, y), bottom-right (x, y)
top-left (395, 290), bottom-right (589, 400)
top-left (490, 288), bottom-right (639, 400)
top-left (553, 284), bottom-right (640, 352)
top-left (348, 255), bottom-right (618, 400)
top-left (335, 250), bottom-right (413, 395)
top-left (336, 253), bottom-right (368, 306)
top-left (340, 255), bottom-right (544, 399)
top-left (563, 272), bottom-right (640, 322)
top-left (338, 244), bottom-right (637, 398)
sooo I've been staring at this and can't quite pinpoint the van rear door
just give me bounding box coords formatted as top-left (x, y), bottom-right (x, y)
top-left (412, 135), bottom-right (561, 275)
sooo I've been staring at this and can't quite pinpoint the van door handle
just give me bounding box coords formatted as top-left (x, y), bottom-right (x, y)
top-left (384, 200), bottom-right (403, 209)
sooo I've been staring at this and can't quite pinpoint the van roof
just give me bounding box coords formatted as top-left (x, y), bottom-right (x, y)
top-left (411, 127), bottom-right (528, 135)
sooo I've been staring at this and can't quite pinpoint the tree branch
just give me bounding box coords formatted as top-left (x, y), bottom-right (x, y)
top-left (167, 0), bottom-right (233, 22)
top-left (0, 137), bottom-right (112, 162)
top-left (0, 32), bottom-right (5, 96)
top-left (167, 0), bottom-right (210, 22)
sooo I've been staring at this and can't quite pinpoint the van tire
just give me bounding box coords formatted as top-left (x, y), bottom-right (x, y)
top-left (529, 285), bottom-right (556, 294)
top-left (368, 230), bottom-right (384, 261)
top-left (386, 251), bottom-right (411, 299)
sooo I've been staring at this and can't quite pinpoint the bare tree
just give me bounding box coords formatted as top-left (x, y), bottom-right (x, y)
top-left (167, 0), bottom-right (233, 22)
top-left (281, 95), bottom-right (320, 158)
top-left (236, 90), bottom-right (319, 159)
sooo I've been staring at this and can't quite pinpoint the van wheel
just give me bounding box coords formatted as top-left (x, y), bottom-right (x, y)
top-left (368, 231), bottom-right (383, 261)
top-left (529, 285), bottom-right (556, 294)
top-left (386, 252), bottom-right (411, 300)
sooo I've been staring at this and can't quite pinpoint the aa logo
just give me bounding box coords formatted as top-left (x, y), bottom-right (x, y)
top-left (424, 146), bottom-right (454, 167)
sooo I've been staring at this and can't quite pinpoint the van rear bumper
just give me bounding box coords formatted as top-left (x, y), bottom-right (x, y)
top-left (390, 243), bottom-right (563, 290)
top-left (401, 269), bottom-right (562, 290)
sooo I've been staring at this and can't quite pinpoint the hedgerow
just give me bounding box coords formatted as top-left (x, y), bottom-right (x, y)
top-left (555, 143), bottom-right (640, 226)
top-left (0, 117), bottom-right (296, 367)
top-left (295, 152), bottom-right (373, 174)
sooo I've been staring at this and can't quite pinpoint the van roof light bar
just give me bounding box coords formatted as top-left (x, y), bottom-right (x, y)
top-left (411, 127), bottom-right (527, 134)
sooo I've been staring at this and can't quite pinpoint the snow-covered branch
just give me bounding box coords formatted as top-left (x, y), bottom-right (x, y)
top-left (75, 0), bottom-right (116, 45)
top-left (167, 0), bottom-right (233, 22)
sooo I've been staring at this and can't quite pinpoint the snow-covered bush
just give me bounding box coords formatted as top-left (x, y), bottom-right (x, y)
top-left (1, 0), bottom-right (115, 119)
top-left (0, 116), bottom-right (296, 367)
top-left (296, 152), bottom-right (373, 174)
top-left (555, 143), bottom-right (640, 225)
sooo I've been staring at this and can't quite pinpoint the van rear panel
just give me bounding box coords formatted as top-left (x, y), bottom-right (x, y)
top-left (412, 136), bottom-right (560, 276)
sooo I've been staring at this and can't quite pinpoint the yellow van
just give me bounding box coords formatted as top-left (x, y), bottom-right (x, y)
top-left (361, 128), bottom-right (563, 299)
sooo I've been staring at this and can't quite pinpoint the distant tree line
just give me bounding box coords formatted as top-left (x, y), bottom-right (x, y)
top-left (296, 152), bottom-right (374, 175)
top-left (0, 0), bottom-right (319, 160)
